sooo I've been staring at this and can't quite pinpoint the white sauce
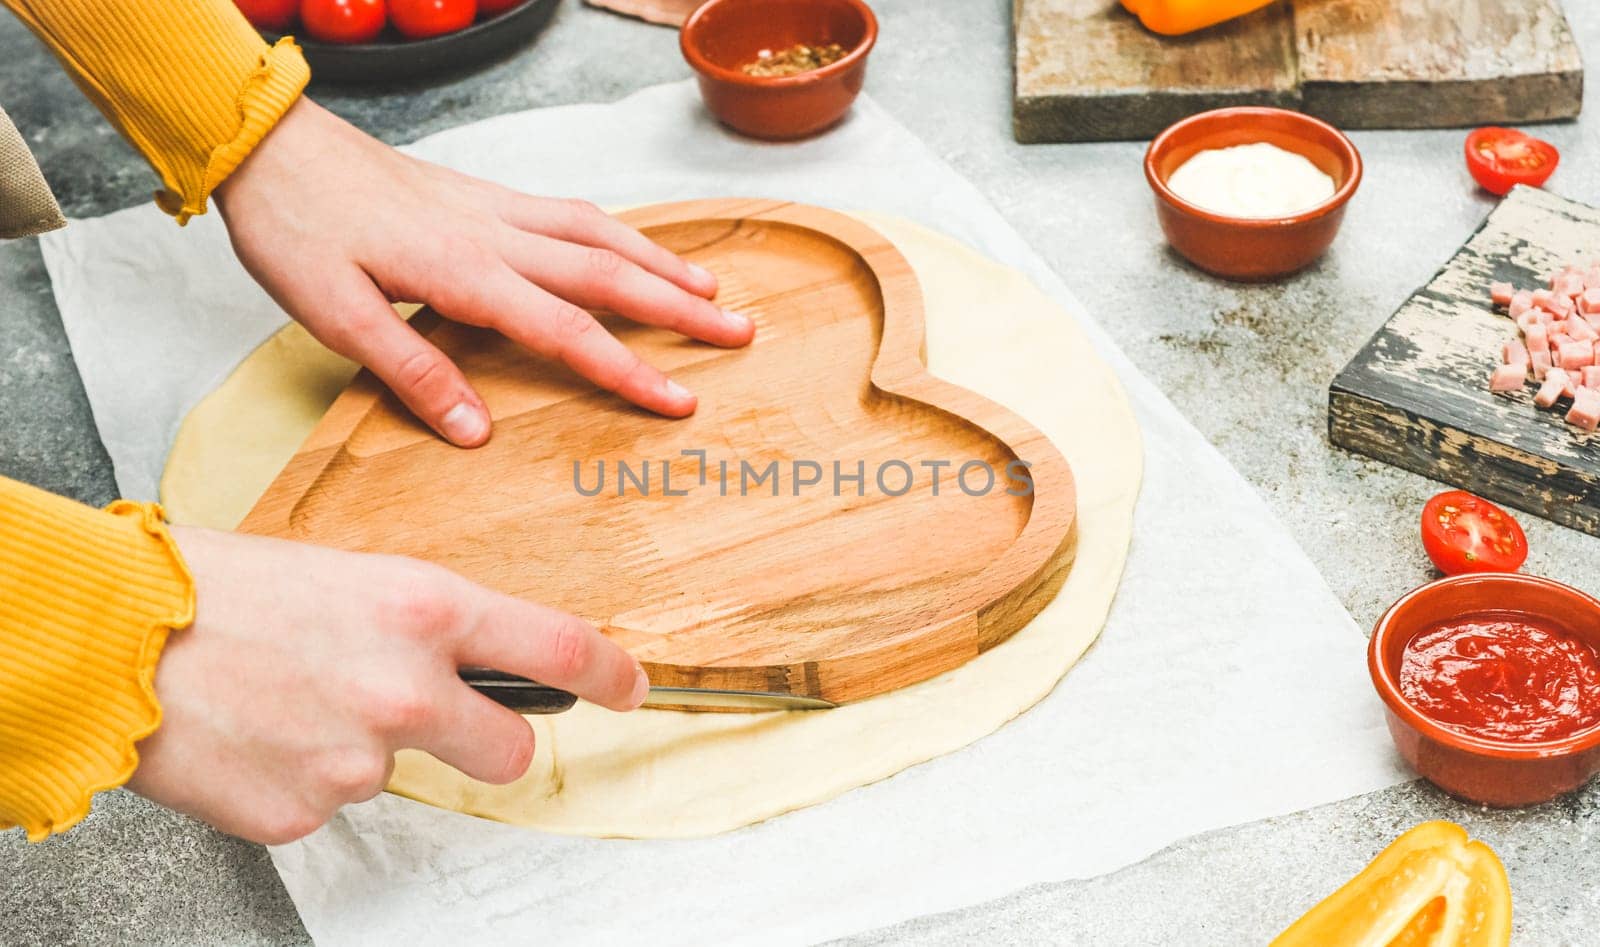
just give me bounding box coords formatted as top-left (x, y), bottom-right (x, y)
top-left (1166, 142), bottom-right (1336, 219)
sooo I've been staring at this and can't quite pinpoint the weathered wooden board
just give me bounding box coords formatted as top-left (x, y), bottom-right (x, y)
top-left (1013, 0), bottom-right (1297, 144)
top-left (240, 199), bottom-right (1078, 705)
top-left (1013, 0), bottom-right (1584, 143)
top-left (1330, 186), bottom-right (1600, 537)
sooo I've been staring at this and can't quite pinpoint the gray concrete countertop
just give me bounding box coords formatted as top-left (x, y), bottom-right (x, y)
top-left (3, 2), bottom-right (1598, 943)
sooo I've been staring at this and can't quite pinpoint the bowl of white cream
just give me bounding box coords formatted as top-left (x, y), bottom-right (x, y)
top-left (1144, 107), bottom-right (1362, 281)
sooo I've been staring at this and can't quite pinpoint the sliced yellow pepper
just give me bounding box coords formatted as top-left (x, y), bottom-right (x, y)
top-left (1119, 0), bottom-right (1279, 36)
top-left (1271, 821), bottom-right (1511, 947)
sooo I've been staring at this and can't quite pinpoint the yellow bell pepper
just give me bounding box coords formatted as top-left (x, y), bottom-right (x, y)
top-left (1271, 821), bottom-right (1511, 947)
top-left (1120, 0), bottom-right (1279, 36)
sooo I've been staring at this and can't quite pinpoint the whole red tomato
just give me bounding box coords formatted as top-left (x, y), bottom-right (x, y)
top-left (477, 0), bottom-right (523, 16)
top-left (235, 0), bottom-right (298, 30)
top-left (300, 0), bottom-right (386, 44)
top-left (391, 0), bottom-right (475, 37)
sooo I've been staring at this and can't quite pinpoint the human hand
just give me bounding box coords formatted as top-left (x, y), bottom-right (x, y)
top-left (127, 526), bottom-right (646, 844)
top-left (213, 98), bottom-right (754, 448)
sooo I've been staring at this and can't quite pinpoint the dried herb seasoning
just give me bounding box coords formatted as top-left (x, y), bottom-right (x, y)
top-left (742, 43), bottom-right (848, 77)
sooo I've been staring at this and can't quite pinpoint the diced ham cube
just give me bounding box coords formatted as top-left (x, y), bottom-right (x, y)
top-left (1559, 340), bottom-right (1595, 370)
top-left (1557, 273), bottom-right (1586, 299)
top-left (1504, 340), bottom-right (1529, 366)
top-left (1550, 266), bottom-right (1580, 289)
top-left (1552, 332), bottom-right (1574, 351)
top-left (1570, 317), bottom-right (1599, 342)
top-left (1581, 289), bottom-right (1600, 315)
top-left (1583, 366), bottom-right (1600, 388)
top-left (1490, 364), bottom-right (1528, 392)
top-left (1511, 290), bottom-right (1535, 316)
top-left (1536, 368), bottom-right (1571, 407)
top-left (1535, 287), bottom-right (1577, 314)
top-left (1532, 346), bottom-right (1554, 380)
top-left (1537, 287), bottom-right (1574, 309)
top-left (1517, 312), bottom-right (1541, 333)
top-left (1552, 322), bottom-right (1571, 339)
top-left (1526, 323), bottom-right (1550, 356)
top-left (1490, 281), bottom-right (1515, 306)
top-left (1490, 363), bottom-right (1527, 391)
top-left (1568, 388), bottom-right (1600, 432)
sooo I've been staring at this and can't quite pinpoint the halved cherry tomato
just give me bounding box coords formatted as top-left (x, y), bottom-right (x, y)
top-left (300, 0), bottom-right (385, 43)
top-left (235, 0), bottom-right (298, 30)
top-left (1464, 127), bottom-right (1559, 196)
top-left (390, 0), bottom-right (475, 38)
top-left (1421, 490), bottom-right (1528, 575)
top-left (477, 0), bottom-right (523, 16)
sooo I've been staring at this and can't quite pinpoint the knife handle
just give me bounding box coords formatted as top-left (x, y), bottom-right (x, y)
top-left (459, 668), bottom-right (578, 714)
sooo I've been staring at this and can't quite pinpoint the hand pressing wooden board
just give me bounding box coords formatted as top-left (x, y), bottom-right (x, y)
top-left (1014, 0), bottom-right (1583, 143)
top-left (232, 199), bottom-right (1078, 706)
top-left (1330, 186), bottom-right (1600, 538)
top-left (160, 214), bottom-right (1142, 837)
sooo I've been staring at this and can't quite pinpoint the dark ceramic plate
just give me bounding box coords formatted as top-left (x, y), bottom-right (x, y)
top-left (268, 0), bottom-right (557, 84)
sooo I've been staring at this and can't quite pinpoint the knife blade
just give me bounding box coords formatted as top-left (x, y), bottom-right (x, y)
top-left (461, 668), bottom-right (836, 713)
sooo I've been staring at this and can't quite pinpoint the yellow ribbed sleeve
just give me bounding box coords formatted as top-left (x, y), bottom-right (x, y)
top-left (0, 477), bottom-right (194, 841)
top-left (3, 0), bottom-right (309, 223)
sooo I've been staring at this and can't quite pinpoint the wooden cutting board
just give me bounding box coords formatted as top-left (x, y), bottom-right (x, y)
top-left (1330, 186), bottom-right (1600, 538)
top-left (1013, 0), bottom-right (1584, 143)
top-left (240, 199), bottom-right (1078, 704)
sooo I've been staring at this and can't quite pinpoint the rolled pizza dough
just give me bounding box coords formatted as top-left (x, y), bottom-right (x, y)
top-left (160, 215), bottom-right (1142, 838)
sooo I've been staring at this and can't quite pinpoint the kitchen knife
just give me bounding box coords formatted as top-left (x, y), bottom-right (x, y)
top-left (461, 668), bottom-right (836, 713)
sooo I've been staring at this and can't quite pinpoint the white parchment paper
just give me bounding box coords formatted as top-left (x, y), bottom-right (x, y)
top-left (38, 82), bottom-right (1408, 945)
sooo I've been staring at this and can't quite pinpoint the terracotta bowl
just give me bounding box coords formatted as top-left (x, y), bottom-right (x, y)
top-left (1369, 573), bottom-right (1600, 807)
top-left (1143, 107), bottom-right (1362, 282)
top-left (680, 0), bottom-right (877, 141)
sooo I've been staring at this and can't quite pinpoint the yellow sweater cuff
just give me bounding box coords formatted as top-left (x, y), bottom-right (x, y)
top-left (4, 0), bottom-right (310, 223)
top-left (0, 479), bottom-right (195, 841)
top-left (160, 36), bottom-right (312, 224)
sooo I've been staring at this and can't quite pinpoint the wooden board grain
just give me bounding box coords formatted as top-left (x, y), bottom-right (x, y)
top-left (240, 199), bottom-right (1078, 705)
top-left (1013, 0), bottom-right (1583, 143)
top-left (1297, 0), bottom-right (1585, 129)
top-left (1330, 186), bottom-right (1600, 537)
top-left (1013, 0), bottom-right (1297, 144)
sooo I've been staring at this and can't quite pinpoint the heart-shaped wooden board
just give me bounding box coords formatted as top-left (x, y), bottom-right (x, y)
top-left (240, 199), bottom-right (1076, 704)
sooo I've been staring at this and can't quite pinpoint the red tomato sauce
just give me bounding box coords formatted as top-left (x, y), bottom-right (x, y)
top-left (1400, 613), bottom-right (1600, 742)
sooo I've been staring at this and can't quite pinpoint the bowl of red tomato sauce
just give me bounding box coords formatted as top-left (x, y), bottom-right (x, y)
top-left (1370, 572), bottom-right (1600, 807)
